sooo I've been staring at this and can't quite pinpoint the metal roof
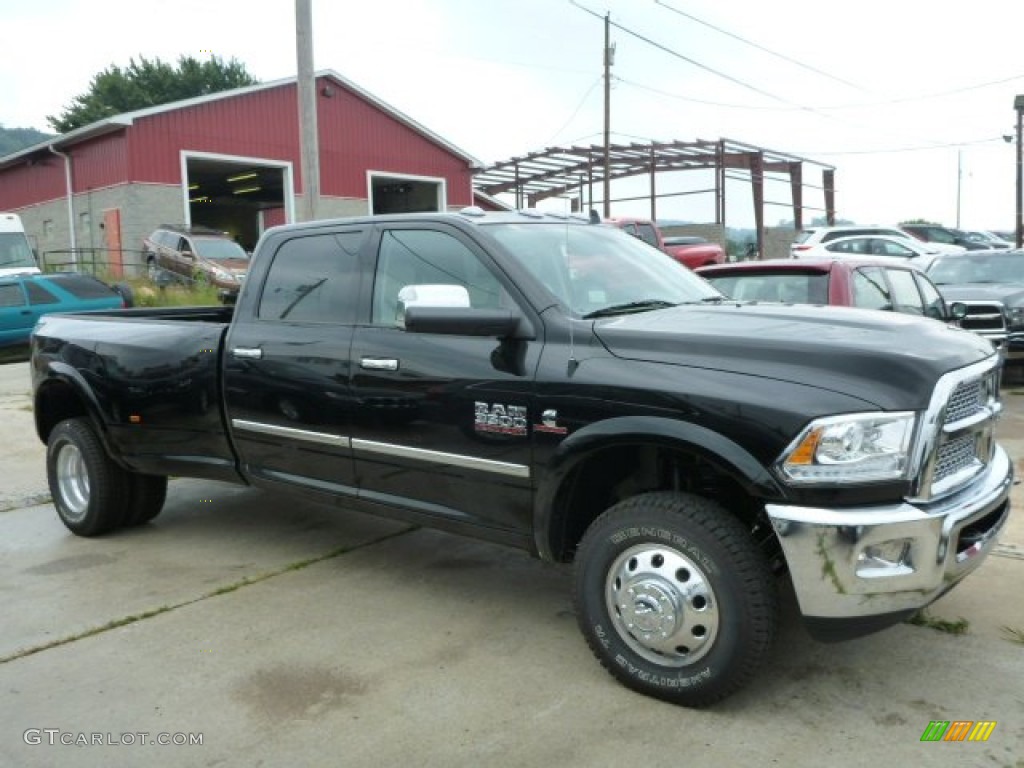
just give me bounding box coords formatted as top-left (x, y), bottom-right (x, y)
top-left (0, 69), bottom-right (482, 169)
top-left (473, 137), bottom-right (833, 203)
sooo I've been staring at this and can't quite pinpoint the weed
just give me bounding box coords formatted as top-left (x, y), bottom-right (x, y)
top-left (1000, 626), bottom-right (1024, 645)
top-left (906, 609), bottom-right (969, 635)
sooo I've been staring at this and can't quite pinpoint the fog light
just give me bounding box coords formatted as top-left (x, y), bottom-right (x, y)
top-left (856, 539), bottom-right (913, 578)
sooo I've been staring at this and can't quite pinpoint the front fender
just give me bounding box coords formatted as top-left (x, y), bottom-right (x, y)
top-left (532, 415), bottom-right (783, 561)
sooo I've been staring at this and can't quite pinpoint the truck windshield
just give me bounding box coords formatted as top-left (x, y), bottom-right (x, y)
top-left (0, 232), bottom-right (37, 269)
top-left (485, 223), bottom-right (722, 317)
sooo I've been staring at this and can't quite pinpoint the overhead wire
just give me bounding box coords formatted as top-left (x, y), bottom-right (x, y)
top-left (653, 0), bottom-right (867, 91)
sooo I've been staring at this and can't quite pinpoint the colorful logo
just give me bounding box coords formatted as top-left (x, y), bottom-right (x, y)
top-left (920, 720), bottom-right (996, 742)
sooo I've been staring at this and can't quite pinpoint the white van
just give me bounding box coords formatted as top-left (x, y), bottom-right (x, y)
top-left (0, 213), bottom-right (41, 277)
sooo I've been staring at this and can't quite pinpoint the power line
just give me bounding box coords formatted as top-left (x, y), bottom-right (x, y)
top-left (569, 0), bottom-right (816, 111)
top-left (544, 75), bottom-right (604, 145)
top-left (653, 0), bottom-right (866, 91)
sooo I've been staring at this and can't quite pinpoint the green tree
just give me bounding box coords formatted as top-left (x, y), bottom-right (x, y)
top-left (47, 55), bottom-right (258, 133)
top-left (0, 125), bottom-right (54, 156)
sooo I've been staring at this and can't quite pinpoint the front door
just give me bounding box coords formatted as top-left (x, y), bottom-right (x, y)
top-left (348, 223), bottom-right (539, 536)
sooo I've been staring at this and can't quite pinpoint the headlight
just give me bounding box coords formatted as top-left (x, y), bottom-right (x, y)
top-left (777, 412), bottom-right (916, 485)
top-left (212, 269), bottom-right (237, 283)
top-left (1005, 306), bottom-right (1024, 328)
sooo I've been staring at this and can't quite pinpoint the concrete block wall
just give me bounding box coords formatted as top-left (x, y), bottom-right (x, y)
top-left (659, 223), bottom-right (727, 247)
top-left (764, 227), bottom-right (797, 260)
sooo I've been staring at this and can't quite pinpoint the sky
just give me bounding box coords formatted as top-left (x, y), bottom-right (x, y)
top-left (2, 0), bottom-right (1023, 231)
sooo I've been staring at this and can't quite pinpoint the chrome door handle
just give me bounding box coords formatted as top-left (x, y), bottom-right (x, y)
top-left (231, 347), bottom-right (263, 360)
top-left (360, 357), bottom-right (399, 371)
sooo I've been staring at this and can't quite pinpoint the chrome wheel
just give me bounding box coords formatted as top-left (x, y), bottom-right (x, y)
top-left (606, 543), bottom-right (720, 666)
top-left (55, 442), bottom-right (91, 523)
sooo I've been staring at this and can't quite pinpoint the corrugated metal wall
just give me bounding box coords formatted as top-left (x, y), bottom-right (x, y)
top-left (1, 74), bottom-right (475, 213)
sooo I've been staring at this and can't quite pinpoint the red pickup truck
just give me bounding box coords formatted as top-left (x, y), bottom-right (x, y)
top-left (608, 217), bottom-right (726, 269)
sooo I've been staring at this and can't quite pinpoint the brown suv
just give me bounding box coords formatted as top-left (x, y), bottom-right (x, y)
top-left (143, 226), bottom-right (249, 295)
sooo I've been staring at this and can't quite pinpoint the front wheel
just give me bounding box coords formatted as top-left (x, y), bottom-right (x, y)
top-left (46, 418), bottom-right (128, 536)
top-left (573, 491), bottom-right (778, 707)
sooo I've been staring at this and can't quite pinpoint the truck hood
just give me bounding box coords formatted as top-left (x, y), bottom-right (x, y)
top-left (938, 283), bottom-right (1024, 308)
top-left (592, 302), bottom-right (994, 409)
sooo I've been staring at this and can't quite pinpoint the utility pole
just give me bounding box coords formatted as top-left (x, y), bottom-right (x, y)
top-left (955, 150), bottom-right (962, 229)
top-left (1016, 94), bottom-right (1024, 249)
top-left (603, 12), bottom-right (613, 219)
top-left (296, 0), bottom-right (320, 222)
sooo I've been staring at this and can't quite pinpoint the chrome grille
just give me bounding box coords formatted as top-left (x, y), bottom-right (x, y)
top-left (933, 434), bottom-right (979, 484)
top-left (958, 302), bottom-right (1006, 338)
top-left (944, 380), bottom-right (985, 424)
top-left (913, 357), bottom-right (1002, 502)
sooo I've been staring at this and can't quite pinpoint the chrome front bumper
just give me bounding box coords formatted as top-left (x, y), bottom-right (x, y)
top-left (766, 445), bottom-right (1012, 620)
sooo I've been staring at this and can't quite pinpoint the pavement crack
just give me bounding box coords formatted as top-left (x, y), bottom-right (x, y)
top-left (0, 525), bottom-right (417, 665)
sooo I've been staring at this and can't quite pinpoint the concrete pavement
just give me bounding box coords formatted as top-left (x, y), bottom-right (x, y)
top-left (1, 361), bottom-right (1022, 767)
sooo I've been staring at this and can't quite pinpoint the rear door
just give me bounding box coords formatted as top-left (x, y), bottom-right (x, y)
top-left (223, 228), bottom-right (366, 495)
top-left (347, 222), bottom-right (540, 537)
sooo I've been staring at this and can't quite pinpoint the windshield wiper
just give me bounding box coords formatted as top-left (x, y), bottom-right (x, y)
top-left (582, 299), bottom-right (678, 319)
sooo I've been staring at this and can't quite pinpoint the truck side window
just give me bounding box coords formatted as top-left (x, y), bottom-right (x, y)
top-left (258, 233), bottom-right (361, 323)
top-left (372, 229), bottom-right (506, 325)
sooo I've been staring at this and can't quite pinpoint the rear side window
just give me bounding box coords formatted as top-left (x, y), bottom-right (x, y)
top-left (258, 232), bottom-right (362, 323)
top-left (0, 283), bottom-right (25, 307)
top-left (47, 274), bottom-right (118, 299)
top-left (793, 229), bottom-right (817, 245)
top-left (886, 269), bottom-right (924, 315)
top-left (24, 281), bottom-right (60, 305)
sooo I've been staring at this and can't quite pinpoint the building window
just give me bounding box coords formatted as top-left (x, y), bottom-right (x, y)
top-left (43, 220), bottom-right (54, 241)
top-left (79, 212), bottom-right (90, 231)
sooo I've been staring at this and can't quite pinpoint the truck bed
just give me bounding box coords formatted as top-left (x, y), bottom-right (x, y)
top-left (31, 306), bottom-right (241, 484)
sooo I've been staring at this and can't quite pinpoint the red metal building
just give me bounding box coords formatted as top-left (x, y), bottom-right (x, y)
top-left (0, 70), bottom-right (481, 271)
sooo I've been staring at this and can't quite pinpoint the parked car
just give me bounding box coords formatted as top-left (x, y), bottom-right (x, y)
top-left (608, 217), bottom-right (726, 268)
top-left (962, 230), bottom-right (1013, 249)
top-left (143, 226), bottom-right (249, 296)
top-left (790, 225), bottom-right (964, 258)
top-left (696, 257), bottom-right (956, 322)
top-left (0, 272), bottom-right (126, 348)
top-left (661, 235), bottom-right (727, 268)
top-left (0, 212), bottom-right (41, 277)
top-left (901, 223), bottom-right (991, 251)
top-left (926, 249), bottom-right (1024, 369)
top-left (791, 234), bottom-right (948, 269)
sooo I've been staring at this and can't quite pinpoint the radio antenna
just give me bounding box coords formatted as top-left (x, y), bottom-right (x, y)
top-left (566, 213), bottom-right (580, 376)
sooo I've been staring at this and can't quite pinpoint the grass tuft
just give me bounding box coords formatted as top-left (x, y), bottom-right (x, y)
top-left (906, 609), bottom-right (969, 635)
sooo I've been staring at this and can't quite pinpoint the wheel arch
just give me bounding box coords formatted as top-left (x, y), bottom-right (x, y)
top-left (534, 416), bottom-right (785, 563)
top-left (34, 363), bottom-right (107, 447)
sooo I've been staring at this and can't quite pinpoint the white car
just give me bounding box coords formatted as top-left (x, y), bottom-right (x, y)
top-left (790, 225), bottom-right (964, 258)
top-left (792, 234), bottom-right (954, 270)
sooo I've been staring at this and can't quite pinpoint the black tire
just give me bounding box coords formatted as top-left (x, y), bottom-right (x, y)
top-left (46, 418), bottom-right (129, 537)
top-left (112, 281), bottom-right (135, 308)
top-left (122, 473), bottom-right (168, 527)
top-left (573, 491), bottom-right (778, 707)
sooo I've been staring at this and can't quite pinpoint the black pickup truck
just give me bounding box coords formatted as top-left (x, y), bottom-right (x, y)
top-left (31, 209), bottom-right (1012, 707)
